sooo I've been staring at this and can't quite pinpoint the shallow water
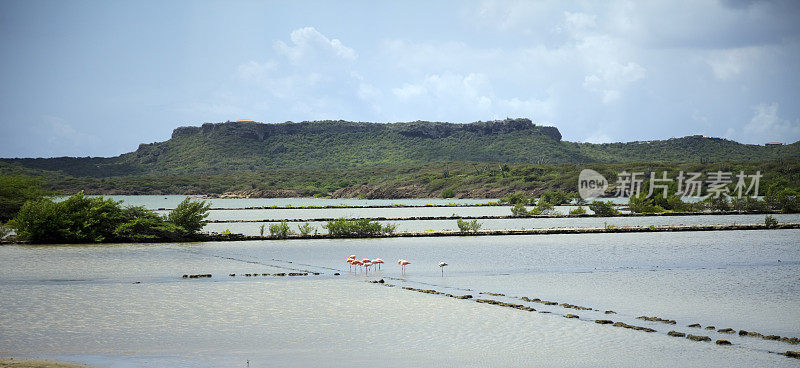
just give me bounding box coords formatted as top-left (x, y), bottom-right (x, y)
top-left (203, 212), bottom-right (800, 235)
top-left (1, 228), bottom-right (799, 367)
top-left (68, 195), bottom-right (498, 209)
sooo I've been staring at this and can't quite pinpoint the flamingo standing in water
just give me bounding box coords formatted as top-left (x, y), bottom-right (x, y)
top-left (438, 262), bottom-right (448, 276)
top-left (372, 258), bottom-right (384, 270)
top-left (398, 259), bottom-right (411, 274)
top-left (363, 260), bottom-right (373, 275)
top-left (352, 259), bottom-right (363, 273)
top-left (346, 256), bottom-right (356, 271)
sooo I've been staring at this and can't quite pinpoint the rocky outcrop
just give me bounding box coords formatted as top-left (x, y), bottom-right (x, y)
top-left (168, 118), bottom-right (562, 142)
top-left (330, 185), bottom-right (428, 199)
top-left (209, 189), bottom-right (301, 198)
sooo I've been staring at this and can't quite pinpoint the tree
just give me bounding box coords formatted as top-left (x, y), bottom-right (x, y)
top-left (269, 220), bottom-right (293, 238)
top-left (569, 206), bottom-right (587, 215)
top-left (456, 218), bottom-right (482, 233)
top-left (0, 175), bottom-right (49, 222)
top-left (510, 203), bottom-right (530, 217)
top-left (539, 190), bottom-right (569, 205)
top-left (167, 197), bottom-right (211, 234)
top-left (589, 201), bottom-right (619, 216)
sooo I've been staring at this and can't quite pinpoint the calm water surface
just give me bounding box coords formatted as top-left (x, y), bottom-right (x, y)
top-left (1, 230), bottom-right (799, 367)
top-left (3, 197), bottom-right (798, 367)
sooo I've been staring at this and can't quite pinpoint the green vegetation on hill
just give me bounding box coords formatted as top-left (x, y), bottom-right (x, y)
top-left (1, 159), bottom-right (799, 201)
top-left (2, 119), bottom-right (798, 178)
top-left (0, 118), bottom-right (798, 201)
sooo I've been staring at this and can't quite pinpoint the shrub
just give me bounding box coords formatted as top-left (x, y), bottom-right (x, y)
top-left (259, 224), bottom-right (266, 236)
top-left (539, 190), bottom-right (569, 205)
top-left (298, 222), bottom-right (316, 236)
top-left (529, 201), bottom-right (555, 215)
top-left (113, 206), bottom-right (185, 241)
top-left (510, 203), bottom-right (530, 217)
top-left (0, 223), bottom-right (11, 239)
top-left (269, 220), bottom-right (293, 238)
top-left (323, 218), bottom-right (395, 237)
top-left (456, 218), bottom-right (482, 233)
top-left (500, 192), bottom-right (531, 205)
top-left (167, 197), bottom-right (211, 234)
top-left (765, 215), bottom-right (778, 228)
top-left (701, 195), bottom-right (731, 212)
top-left (442, 188), bottom-right (456, 198)
top-left (9, 192), bottom-right (188, 243)
top-left (0, 175), bottom-right (49, 222)
top-left (589, 201), bottom-right (619, 216)
top-left (765, 187), bottom-right (799, 213)
top-left (731, 197), bottom-right (767, 212)
top-left (569, 206), bottom-right (587, 215)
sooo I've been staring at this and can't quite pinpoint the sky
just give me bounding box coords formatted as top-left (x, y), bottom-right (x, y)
top-left (0, 0), bottom-right (799, 158)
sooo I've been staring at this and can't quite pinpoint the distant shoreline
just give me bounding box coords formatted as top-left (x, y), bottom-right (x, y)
top-left (206, 210), bottom-right (793, 223)
top-left (5, 222), bottom-right (797, 245)
top-left (0, 357), bottom-right (90, 368)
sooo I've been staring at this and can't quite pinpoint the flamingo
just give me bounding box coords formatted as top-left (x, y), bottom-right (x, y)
top-left (438, 262), bottom-right (448, 276)
top-left (363, 260), bottom-right (373, 275)
top-left (398, 259), bottom-right (411, 274)
top-left (352, 259), bottom-right (363, 273)
top-left (372, 258), bottom-right (384, 270)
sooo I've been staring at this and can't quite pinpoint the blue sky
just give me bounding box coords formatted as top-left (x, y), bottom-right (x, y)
top-left (1, 0), bottom-right (798, 158)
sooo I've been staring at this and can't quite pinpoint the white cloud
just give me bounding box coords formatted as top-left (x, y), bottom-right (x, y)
top-left (584, 131), bottom-right (614, 143)
top-left (582, 61), bottom-right (646, 104)
top-left (704, 46), bottom-right (763, 80)
top-left (392, 83), bottom-right (427, 100)
top-left (741, 102), bottom-right (800, 143)
top-left (274, 27), bottom-right (356, 63)
top-left (237, 60), bottom-right (277, 82)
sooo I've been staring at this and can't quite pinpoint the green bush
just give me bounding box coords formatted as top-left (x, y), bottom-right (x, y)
top-left (569, 206), bottom-right (587, 215)
top-left (0, 223), bottom-right (10, 239)
top-left (12, 192), bottom-right (126, 243)
top-left (9, 192), bottom-right (193, 243)
top-left (529, 201), bottom-right (555, 215)
top-left (510, 203), bottom-right (529, 217)
top-left (539, 190), bottom-right (569, 205)
top-left (765, 215), bottom-right (778, 228)
top-left (259, 224), bottom-right (266, 236)
top-left (701, 195), bottom-right (730, 212)
top-left (456, 218), bottom-right (482, 233)
top-left (113, 206), bottom-right (185, 241)
top-left (323, 218), bottom-right (396, 237)
top-left (269, 220), bottom-right (293, 238)
top-left (765, 186), bottom-right (799, 213)
top-left (298, 222), bottom-right (317, 235)
top-left (0, 175), bottom-right (49, 222)
top-left (499, 192), bottom-right (531, 205)
top-left (441, 188), bottom-right (456, 198)
top-left (167, 197), bottom-right (211, 234)
top-left (589, 201), bottom-right (619, 216)
top-left (731, 197), bottom-right (768, 212)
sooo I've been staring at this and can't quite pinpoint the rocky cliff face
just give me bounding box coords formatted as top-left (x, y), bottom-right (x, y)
top-left (169, 118), bottom-right (562, 142)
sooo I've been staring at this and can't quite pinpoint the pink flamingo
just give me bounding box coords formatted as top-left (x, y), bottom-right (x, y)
top-left (352, 259), bottom-right (363, 273)
top-left (372, 258), bottom-right (384, 270)
top-left (363, 260), bottom-right (373, 275)
top-left (361, 258), bottom-right (372, 274)
top-left (398, 259), bottom-right (411, 274)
